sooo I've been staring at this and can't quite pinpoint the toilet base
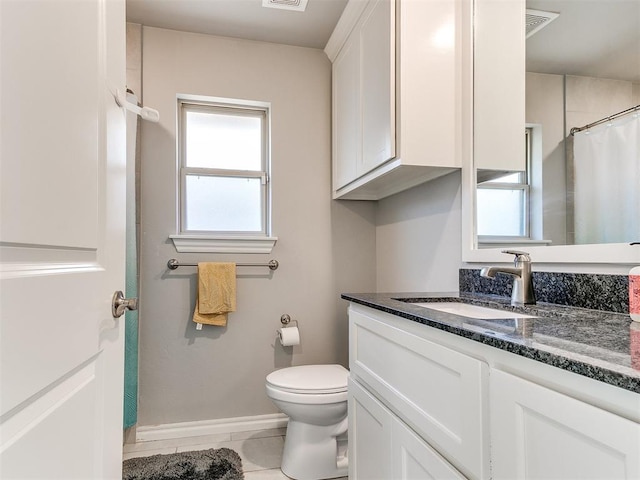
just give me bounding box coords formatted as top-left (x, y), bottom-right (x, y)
top-left (281, 419), bottom-right (348, 480)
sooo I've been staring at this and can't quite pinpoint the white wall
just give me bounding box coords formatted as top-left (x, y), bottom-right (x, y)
top-left (137, 27), bottom-right (376, 426)
top-left (133, 26), bottom-right (638, 429)
top-left (566, 75), bottom-right (639, 135)
top-left (126, 23), bottom-right (142, 100)
top-left (376, 172), bottom-right (462, 292)
top-left (526, 72), bottom-right (566, 245)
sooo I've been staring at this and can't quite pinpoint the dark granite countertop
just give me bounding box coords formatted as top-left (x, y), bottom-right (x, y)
top-left (342, 292), bottom-right (640, 394)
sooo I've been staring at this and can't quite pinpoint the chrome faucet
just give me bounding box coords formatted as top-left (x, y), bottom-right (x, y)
top-left (480, 250), bottom-right (536, 306)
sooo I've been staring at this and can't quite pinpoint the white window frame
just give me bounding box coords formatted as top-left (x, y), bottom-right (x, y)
top-left (170, 96), bottom-right (277, 253)
top-left (477, 128), bottom-right (531, 243)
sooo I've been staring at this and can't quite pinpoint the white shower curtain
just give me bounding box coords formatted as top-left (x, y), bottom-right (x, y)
top-left (572, 113), bottom-right (640, 244)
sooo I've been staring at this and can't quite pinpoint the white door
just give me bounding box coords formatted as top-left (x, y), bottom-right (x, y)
top-left (0, 1), bottom-right (127, 479)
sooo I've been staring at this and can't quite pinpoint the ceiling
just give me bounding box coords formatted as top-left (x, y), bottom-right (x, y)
top-left (126, 0), bottom-right (639, 82)
top-left (526, 0), bottom-right (639, 82)
top-left (126, 0), bottom-right (349, 49)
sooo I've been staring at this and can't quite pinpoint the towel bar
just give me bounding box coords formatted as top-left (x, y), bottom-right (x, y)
top-left (167, 259), bottom-right (279, 271)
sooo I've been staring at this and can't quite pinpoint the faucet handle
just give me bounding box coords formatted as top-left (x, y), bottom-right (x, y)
top-left (501, 250), bottom-right (531, 262)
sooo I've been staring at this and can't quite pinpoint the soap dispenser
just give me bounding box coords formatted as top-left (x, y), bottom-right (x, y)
top-left (631, 265), bottom-right (640, 322)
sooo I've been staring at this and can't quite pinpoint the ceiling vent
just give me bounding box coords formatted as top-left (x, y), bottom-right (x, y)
top-left (262, 0), bottom-right (308, 12)
top-left (526, 8), bottom-right (560, 38)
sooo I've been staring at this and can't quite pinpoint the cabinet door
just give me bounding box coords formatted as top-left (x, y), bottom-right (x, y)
top-left (350, 307), bottom-right (489, 479)
top-left (474, 0), bottom-right (525, 172)
top-left (333, 31), bottom-right (360, 189)
top-left (349, 378), bottom-right (393, 480)
top-left (491, 370), bottom-right (640, 479)
top-left (359, 0), bottom-right (395, 175)
top-left (392, 417), bottom-right (466, 480)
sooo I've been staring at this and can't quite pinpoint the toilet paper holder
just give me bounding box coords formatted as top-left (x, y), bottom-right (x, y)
top-left (280, 314), bottom-right (298, 328)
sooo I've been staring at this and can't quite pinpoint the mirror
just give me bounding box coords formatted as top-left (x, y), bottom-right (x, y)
top-left (469, 0), bottom-right (640, 263)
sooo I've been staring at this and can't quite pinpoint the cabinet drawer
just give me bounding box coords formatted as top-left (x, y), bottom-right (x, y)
top-left (349, 306), bottom-right (489, 479)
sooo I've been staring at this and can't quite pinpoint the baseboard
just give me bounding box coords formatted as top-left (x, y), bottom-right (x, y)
top-left (135, 413), bottom-right (289, 443)
top-left (123, 425), bottom-right (137, 445)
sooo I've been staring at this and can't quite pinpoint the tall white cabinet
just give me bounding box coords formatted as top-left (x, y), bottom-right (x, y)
top-left (326, 0), bottom-right (468, 200)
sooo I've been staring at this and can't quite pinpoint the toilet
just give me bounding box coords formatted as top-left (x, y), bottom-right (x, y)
top-left (265, 364), bottom-right (349, 480)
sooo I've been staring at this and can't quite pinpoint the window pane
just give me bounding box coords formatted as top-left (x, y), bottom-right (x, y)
top-left (483, 172), bottom-right (524, 184)
top-left (477, 189), bottom-right (526, 236)
top-left (185, 110), bottom-right (262, 171)
top-left (185, 175), bottom-right (262, 232)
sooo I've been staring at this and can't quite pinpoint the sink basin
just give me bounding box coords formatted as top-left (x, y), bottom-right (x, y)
top-left (411, 302), bottom-right (536, 320)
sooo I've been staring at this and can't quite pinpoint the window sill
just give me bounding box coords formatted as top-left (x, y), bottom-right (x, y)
top-left (478, 237), bottom-right (552, 248)
top-left (169, 235), bottom-right (278, 254)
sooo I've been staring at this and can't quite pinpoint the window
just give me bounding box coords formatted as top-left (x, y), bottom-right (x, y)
top-left (171, 98), bottom-right (277, 253)
top-left (477, 128), bottom-right (531, 239)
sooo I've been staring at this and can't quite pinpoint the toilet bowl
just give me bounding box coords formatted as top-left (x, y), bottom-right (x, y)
top-left (265, 364), bottom-right (349, 480)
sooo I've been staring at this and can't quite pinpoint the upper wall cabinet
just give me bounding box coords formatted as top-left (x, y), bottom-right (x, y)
top-left (331, 0), bottom-right (395, 192)
top-left (474, 0), bottom-right (525, 173)
top-left (326, 0), bottom-right (465, 200)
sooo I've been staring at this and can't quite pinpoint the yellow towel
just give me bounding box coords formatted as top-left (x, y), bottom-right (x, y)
top-left (192, 262), bottom-right (236, 326)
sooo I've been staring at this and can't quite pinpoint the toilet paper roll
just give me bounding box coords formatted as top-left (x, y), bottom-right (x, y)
top-left (277, 326), bottom-right (300, 347)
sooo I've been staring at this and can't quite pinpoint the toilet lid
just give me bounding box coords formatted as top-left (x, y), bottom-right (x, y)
top-left (266, 364), bottom-right (348, 394)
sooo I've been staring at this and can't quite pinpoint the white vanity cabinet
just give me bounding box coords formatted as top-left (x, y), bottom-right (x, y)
top-left (348, 303), bottom-right (640, 480)
top-left (490, 370), bottom-right (640, 479)
top-left (350, 378), bottom-right (466, 480)
top-left (349, 378), bottom-right (393, 479)
top-left (326, 0), bottom-right (464, 200)
top-left (349, 304), bottom-right (490, 479)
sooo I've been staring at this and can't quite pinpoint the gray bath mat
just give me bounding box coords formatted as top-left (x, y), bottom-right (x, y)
top-left (122, 447), bottom-right (244, 480)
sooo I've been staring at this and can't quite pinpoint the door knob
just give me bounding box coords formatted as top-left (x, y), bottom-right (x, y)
top-left (112, 290), bottom-right (138, 318)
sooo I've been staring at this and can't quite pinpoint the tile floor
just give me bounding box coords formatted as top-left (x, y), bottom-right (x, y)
top-left (123, 427), bottom-right (348, 479)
